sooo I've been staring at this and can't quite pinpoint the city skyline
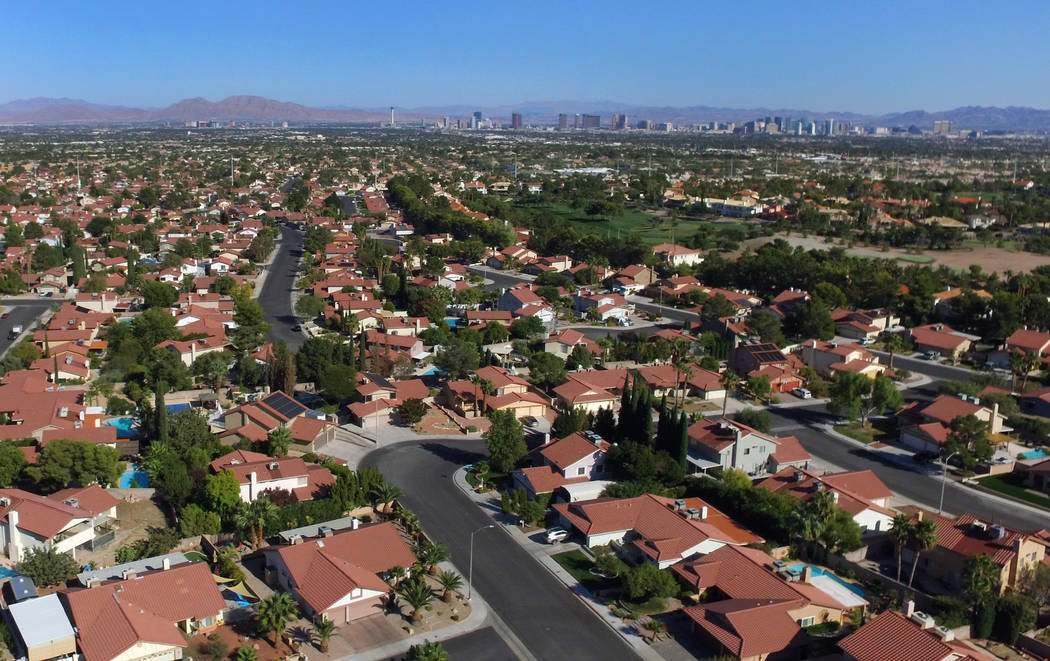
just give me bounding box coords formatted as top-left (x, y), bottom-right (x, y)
top-left (5, 0), bottom-right (1050, 114)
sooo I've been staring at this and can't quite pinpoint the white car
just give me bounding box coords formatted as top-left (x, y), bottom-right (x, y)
top-left (791, 387), bottom-right (812, 399)
top-left (545, 527), bottom-right (569, 544)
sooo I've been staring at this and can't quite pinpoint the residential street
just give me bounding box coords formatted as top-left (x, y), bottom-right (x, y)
top-left (0, 299), bottom-right (55, 358)
top-left (258, 224), bottom-right (306, 350)
top-left (362, 438), bottom-right (640, 661)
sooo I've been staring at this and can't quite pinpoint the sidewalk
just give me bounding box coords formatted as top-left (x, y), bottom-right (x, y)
top-left (451, 467), bottom-right (665, 661)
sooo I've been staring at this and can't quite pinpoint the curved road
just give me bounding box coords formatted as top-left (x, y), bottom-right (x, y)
top-left (362, 439), bottom-right (639, 661)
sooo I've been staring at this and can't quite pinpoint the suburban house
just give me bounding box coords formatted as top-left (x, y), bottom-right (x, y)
top-left (728, 341), bottom-right (806, 392)
top-left (220, 390), bottom-right (335, 450)
top-left (899, 509), bottom-right (1046, 593)
top-left (544, 328), bottom-right (600, 359)
top-left (512, 431), bottom-right (611, 497)
top-left (464, 309), bottom-right (512, 327)
top-left (839, 606), bottom-right (997, 661)
top-left (8, 593), bottom-right (77, 661)
top-left (832, 308), bottom-right (899, 341)
top-left (757, 467), bottom-right (896, 532)
top-left (797, 339), bottom-right (885, 379)
top-left (1004, 327), bottom-right (1050, 363)
top-left (0, 486), bottom-right (119, 561)
top-left (896, 394), bottom-right (1006, 454)
top-left (685, 367), bottom-right (728, 401)
top-left (497, 284), bottom-right (554, 322)
top-left (346, 373), bottom-right (431, 425)
top-left (552, 494), bottom-right (762, 568)
top-left (572, 291), bottom-right (633, 322)
top-left (908, 323), bottom-right (975, 360)
top-left (263, 521), bottom-right (417, 624)
top-left (443, 366), bottom-right (549, 420)
top-left (1020, 458), bottom-right (1050, 494)
top-left (209, 450), bottom-right (335, 503)
top-left (61, 561), bottom-right (225, 661)
top-left (652, 243), bottom-right (704, 266)
top-left (676, 544), bottom-right (867, 660)
top-left (686, 417), bottom-right (811, 477)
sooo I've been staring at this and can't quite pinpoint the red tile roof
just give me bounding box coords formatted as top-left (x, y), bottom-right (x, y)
top-left (537, 432), bottom-right (610, 471)
top-left (839, 610), bottom-right (996, 661)
top-left (684, 599), bottom-right (808, 658)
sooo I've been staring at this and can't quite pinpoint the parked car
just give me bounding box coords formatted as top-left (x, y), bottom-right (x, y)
top-left (291, 324), bottom-right (302, 332)
top-left (545, 527), bottom-right (569, 544)
top-left (922, 350), bottom-right (941, 360)
top-left (860, 337), bottom-right (876, 346)
top-left (791, 387), bottom-right (812, 399)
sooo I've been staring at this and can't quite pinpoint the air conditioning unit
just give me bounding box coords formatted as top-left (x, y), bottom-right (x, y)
top-left (673, 499), bottom-right (687, 511)
top-left (0, 497), bottom-right (10, 508)
top-left (933, 626), bottom-right (955, 642)
top-left (64, 498), bottom-right (80, 508)
top-left (989, 525), bottom-right (1006, 540)
top-left (909, 611), bottom-right (935, 629)
top-left (268, 462), bottom-right (279, 470)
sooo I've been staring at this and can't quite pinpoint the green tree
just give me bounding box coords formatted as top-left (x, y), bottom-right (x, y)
top-left (552, 407), bottom-right (590, 437)
top-left (267, 425), bottom-right (294, 458)
top-left (964, 553), bottom-right (1002, 637)
top-left (397, 576), bottom-right (435, 623)
top-left (16, 547), bottom-right (79, 587)
top-left (733, 408), bottom-right (772, 434)
top-left (484, 409), bottom-right (527, 471)
top-left (891, 513), bottom-right (914, 583)
top-left (528, 351), bottom-right (567, 392)
top-left (140, 280), bottom-right (179, 308)
top-left (622, 562), bottom-right (678, 601)
top-left (994, 593), bottom-right (1036, 645)
top-left (436, 570), bottom-right (464, 602)
top-left (407, 640), bottom-right (449, 661)
top-left (700, 293), bottom-right (737, 323)
top-left (907, 519), bottom-right (938, 588)
top-left (180, 503), bottom-right (222, 536)
top-left (257, 591), bottom-right (299, 646)
top-left (483, 321), bottom-right (510, 344)
top-left (746, 375), bottom-right (772, 401)
top-left (396, 399), bottom-right (428, 425)
top-left (827, 371), bottom-right (870, 422)
top-left (204, 470), bottom-right (243, 518)
top-left (784, 299), bottom-right (835, 340)
top-left (294, 294), bottom-right (327, 320)
top-left (883, 334), bottom-right (906, 370)
top-left (946, 414), bottom-right (993, 469)
top-left (26, 439), bottom-right (123, 491)
top-left (235, 497), bottom-right (278, 548)
top-left (747, 308), bottom-right (786, 345)
top-left (870, 372), bottom-right (904, 417)
top-left (433, 338), bottom-right (480, 380)
top-left (509, 316), bottom-right (545, 339)
top-left (312, 616), bottom-right (336, 652)
top-left (0, 442), bottom-right (27, 487)
top-left (234, 645), bottom-right (258, 661)
top-left (23, 221), bottom-right (43, 239)
top-left (318, 362), bottom-right (357, 401)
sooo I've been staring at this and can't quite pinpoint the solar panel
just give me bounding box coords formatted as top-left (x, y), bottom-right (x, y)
top-left (262, 391), bottom-right (307, 419)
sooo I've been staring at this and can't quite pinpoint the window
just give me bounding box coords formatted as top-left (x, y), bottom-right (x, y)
top-left (743, 448), bottom-right (750, 455)
top-left (577, 467), bottom-right (586, 476)
top-left (799, 616), bottom-right (815, 627)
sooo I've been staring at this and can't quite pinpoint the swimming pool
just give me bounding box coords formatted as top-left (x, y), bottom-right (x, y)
top-left (105, 417), bottom-right (138, 438)
top-left (0, 567), bottom-right (20, 579)
top-left (788, 564), bottom-right (865, 597)
top-left (422, 368), bottom-right (443, 376)
top-left (167, 403), bottom-right (191, 413)
top-left (1020, 449), bottom-right (1046, 460)
top-left (444, 317), bottom-right (459, 329)
top-left (119, 467), bottom-right (149, 488)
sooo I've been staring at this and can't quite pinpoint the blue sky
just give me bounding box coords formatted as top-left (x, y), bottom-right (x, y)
top-left (4, 0), bottom-right (1048, 113)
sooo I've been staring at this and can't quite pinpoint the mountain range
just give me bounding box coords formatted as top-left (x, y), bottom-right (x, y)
top-left (2, 95), bottom-right (1050, 131)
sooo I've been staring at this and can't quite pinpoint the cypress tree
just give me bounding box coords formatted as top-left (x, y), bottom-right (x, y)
top-left (636, 380), bottom-right (652, 444)
top-left (656, 394), bottom-right (668, 451)
top-left (358, 334), bottom-right (368, 371)
top-left (617, 374), bottom-right (633, 441)
top-left (678, 411), bottom-right (690, 470)
top-left (155, 380), bottom-right (169, 444)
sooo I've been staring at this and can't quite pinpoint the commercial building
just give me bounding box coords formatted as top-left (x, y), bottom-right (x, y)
top-left (612, 113), bottom-right (628, 130)
top-left (511, 112), bottom-right (522, 129)
top-left (581, 114), bottom-right (600, 129)
top-left (557, 113), bottom-right (568, 129)
top-left (933, 119), bottom-right (952, 134)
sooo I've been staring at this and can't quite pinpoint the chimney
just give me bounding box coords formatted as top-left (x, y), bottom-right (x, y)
top-left (122, 570), bottom-right (136, 580)
top-left (351, 517), bottom-right (361, 530)
top-left (162, 556), bottom-right (170, 570)
top-left (249, 471), bottom-right (258, 501)
top-left (6, 510), bottom-right (21, 562)
top-left (905, 599), bottom-right (916, 617)
top-left (700, 506), bottom-right (708, 520)
top-left (802, 566), bottom-right (813, 583)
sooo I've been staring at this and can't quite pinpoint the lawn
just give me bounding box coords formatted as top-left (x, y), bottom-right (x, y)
top-left (976, 473), bottom-right (1050, 510)
top-left (896, 255), bottom-right (936, 264)
top-left (519, 202), bottom-right (744, 246)
top-left (465, 467), bottom-right (507, 490)
top-left (552, 549), bottom-right (618, 592)
top-left (834, 420), bottom-right (892, 445)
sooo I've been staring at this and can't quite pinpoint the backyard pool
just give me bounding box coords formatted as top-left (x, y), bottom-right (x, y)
top-left (0, 567), bottom-right (19, 579)
top-left (422, 368), bottom-right (443, 376)
top-left (1020, 449), bottom-right (1047, 460)
top-left (788, 564), bottom-right (865, 597)
top-left (119, 467), bottom-right (149, 488)
top-left (105, 417), bottom-right (139, 438)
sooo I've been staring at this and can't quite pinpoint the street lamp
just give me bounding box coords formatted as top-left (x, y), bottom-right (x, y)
top-left (938, 451), bottom-right (961, 514)
top-left (468, 523), bottom-right (496, 600)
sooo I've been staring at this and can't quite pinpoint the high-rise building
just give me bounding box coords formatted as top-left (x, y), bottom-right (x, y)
top-left (558, 113), bottom-right (568, 130)
top-left (636, 119), bottom-right (652, 130)
top-left (473, 111), bottom-right (483, 122)
top-left (573, 113), bottom-right (581, 129)
top-left (581, 114), bottom-right (600, 129)
top-left (612, 113), bottom-right (628, 130)
top-left (825, 118), bottom-right (835, 136)
top-left (933, 119), bottom-right (952, 135)
top-left (511, 113), bottom-right (522, 129)
top-left (774, 116), bottom-right (783, 132)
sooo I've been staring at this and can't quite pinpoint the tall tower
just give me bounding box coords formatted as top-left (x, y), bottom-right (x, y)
top-left (390, 106), bottom-right (395, 128)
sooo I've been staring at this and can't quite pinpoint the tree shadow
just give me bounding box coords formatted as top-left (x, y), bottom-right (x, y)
top-left (418, 442), bottom-right (487, 467)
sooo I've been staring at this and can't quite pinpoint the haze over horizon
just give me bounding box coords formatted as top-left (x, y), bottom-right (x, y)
top-left (6, 0), bottom-right (1049, 114)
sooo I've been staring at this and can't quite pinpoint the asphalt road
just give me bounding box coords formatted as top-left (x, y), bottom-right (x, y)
top-left (258, 225), bottom-right (306, 350)
top-left (769, 405), bottom-right (1049, 529)
top-left (870, 350), bottom-right (986, 384)
top-left (363, 439), bottom-right (639, 661)
top-left (378, 627), bottom-right (517, 661)
top-left (0, 300), bottom-right (55, 357)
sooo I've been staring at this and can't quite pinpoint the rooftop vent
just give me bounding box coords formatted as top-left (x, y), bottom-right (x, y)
top-left (0, 497), bottom-right (10, 508)
top-left (268, 462), bottom-right (279, 470)
top-left (673, 499), bottom-right (687, 511)
top-left (793, 470), bottom-right (804, 482)
top-left (64, 498), bottom-right (79, 508)
top-left (933, 625), bottom-right (955, 642)
top-left (989, 524), bottom-right (1006, 540)
top-left (909, 611), bottom-right (935, 629)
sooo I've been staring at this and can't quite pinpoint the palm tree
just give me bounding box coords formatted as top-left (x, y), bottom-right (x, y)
top-left (267, 425), bottom-right (293, 458)
top-left (720, 370), bottom-right (740, 416)
top-left (890, 513), bottom-right (913, 583)
top-left (312, 616), bottom-right (336, 652)
top-left (417, 540), bottom-right (451, 575)
top-left (907, 519), bottom-right (938, 588)
top-left (883, 334), bottom-right (905, 371)
top-left (408, 640), bottom-right (449, 661)
top-left (674, 360), bottom-right (694, 409)
top-left (397, 576), bottom-right (435, 623)
top-left (436, 570), bottom-right (463, 602)
top-left (370, 481), bottom-right (402, 515)
top-left (470, 375), bottom-right (481, 415)
top-left (257, 591), bottom-right (299, 647)
top-left (234, 497), bottom-right (278, 548)
top-left (478, 378), bottom-right (495, 415)
top-left (234, 645), bottom-right (258, 661)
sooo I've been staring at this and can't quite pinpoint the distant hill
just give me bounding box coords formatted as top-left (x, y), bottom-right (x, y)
top-left (2, 95), bottom-right (1050, 131)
